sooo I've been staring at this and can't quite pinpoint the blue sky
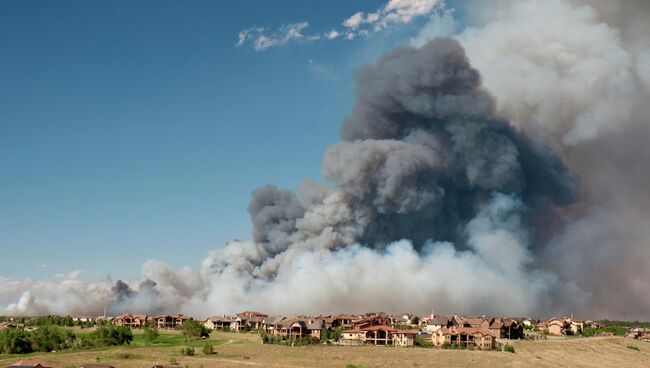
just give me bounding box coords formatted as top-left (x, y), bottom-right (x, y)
top-left (0, 0), bottom-right (464, 280)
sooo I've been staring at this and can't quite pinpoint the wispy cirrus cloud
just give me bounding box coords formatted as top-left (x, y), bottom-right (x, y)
top-left (237, 0), bottom-right (445, 51)
top-left (237, 22), bottom-right (320, 52)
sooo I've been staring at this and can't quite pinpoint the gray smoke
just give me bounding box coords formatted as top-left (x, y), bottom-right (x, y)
top-left (2, 0), bottom-right (649, 320)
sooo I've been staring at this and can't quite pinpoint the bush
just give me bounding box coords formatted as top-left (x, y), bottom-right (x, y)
top-left (169, 356), bottom-right (178, 365)
top-left (415, 334), bottom-right (434, 348)
top-left (88, 325), bottom-right (133, 347)
top-left (202, 343), bottom-right (214, 355)
top-left (181, 320), bottom-right (210, 341)
top-left (222, 326), bottom-right (231, 332)
top-left (180, 347), bottom-right (195, 356)
top-left (504, 344), bottom-right (516, 353)
top-left (116, 353), bottom-right (134, 359)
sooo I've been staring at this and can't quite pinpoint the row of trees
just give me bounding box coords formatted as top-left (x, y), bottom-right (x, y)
top-left (0, 325), bottom-right (133, 354)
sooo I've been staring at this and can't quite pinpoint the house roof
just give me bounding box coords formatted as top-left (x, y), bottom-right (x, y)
top-left (9, 360), bottom-right (53, 368)
top-left (236, 311), bottom-right (267, 317)
top-left (305, 319), bottom-right (323, 330)
top-left (438, 327), bottom-right (495, 337)
top-left (263, 316), bottom-right (285, 325)
top-left (490, 319), bottom-right (504, 329)
top-left (427, 315), bottom-right (450, 326)
top-left (459, 317), bottom-right (488, 326)
top-left (207, 316), bottom-right (235, 323)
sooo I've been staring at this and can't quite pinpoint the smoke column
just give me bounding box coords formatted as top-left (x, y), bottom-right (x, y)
top-left (2, 0), bottom-right (649, 320)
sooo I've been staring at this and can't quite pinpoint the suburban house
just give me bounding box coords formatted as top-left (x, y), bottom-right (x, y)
top-left (8, 361), bottom-right (54, 368)
top-left (174, 314), bottom-right (192, 326)
top-left (320, 314), bottom-right (357, 330)
top-left (433, 327), bottom-right (496, 349)
top-left (72, 316), bottom-right (95, 323)
top-left (113, 313), bottom-right (151, 328)
top-left (272, 317), bottom-right (325, 340)
top-left (340, 325), bottom-right (416, 347)
top-left (488, 318), bottom-right (524, 339)
top-left (262, 316), bottom-right (286, 335)
top-left (351, 313), bottom-right (391, 329)
top-left (204, 315), bottom-right (236, 331)
top-left (455, 316), bottom-right (491, 330)
top-left (233, 311), bottom-right (267, 332)
top-left (154, 315), bottom-right (176, 329)
top-left (422, 314), bottom-right (451, 333)
top-left (539, 317), bottom-right (583, 336)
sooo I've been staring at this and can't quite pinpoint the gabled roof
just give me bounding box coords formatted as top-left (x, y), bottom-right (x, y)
top-left (459, 317), bottom-right (488, 326)
top-left (236, 311), bottom-right (268, 317)
top-left (10, 360), bottom-right (53, 368)
top-left (263, 316), bottom-right (286, 325)
top-left (306, 319), bottom-right (324, 330)
top-left (207, 315), bottom-right (235, 323)
top-left (438, 327), bottom-right (495, 337)
top-left (427, 315), bottom-right (450, 326)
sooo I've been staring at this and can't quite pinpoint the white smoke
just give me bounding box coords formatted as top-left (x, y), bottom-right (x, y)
top-left (2, 0), bottom-right (649, 320)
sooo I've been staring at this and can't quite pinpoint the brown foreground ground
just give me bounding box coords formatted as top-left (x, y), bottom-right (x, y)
top-left (1, 331), bottom-right (648, 368)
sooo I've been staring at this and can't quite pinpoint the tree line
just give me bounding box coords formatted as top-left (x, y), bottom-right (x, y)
top-left (0, 325), bottom-right (132, 354)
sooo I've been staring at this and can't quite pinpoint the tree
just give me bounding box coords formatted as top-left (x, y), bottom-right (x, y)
top-left (0, 328), bottom-right (33, 354)
top-left (90, 325), bottom-right (133, 347)
top-left (181, 320), bottom-right (209, 342)
top-left (143, 326), bottom-right (159, 345)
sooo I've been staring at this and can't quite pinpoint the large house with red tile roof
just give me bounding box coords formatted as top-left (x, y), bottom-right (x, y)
top-left (340, 325), bottom-right (416, 347)
top-left (433, 327), bottom-right (496, 349)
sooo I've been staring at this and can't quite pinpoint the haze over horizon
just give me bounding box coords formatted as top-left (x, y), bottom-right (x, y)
top-left (2, 0), bottom-right (650, 321)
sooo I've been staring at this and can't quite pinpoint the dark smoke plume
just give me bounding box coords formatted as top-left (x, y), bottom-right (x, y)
top-left (3, 0), bottom-right (649, 320)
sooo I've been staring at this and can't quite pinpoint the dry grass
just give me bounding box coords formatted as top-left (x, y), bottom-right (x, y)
top-left (1, 332), bottom-right (648, 368)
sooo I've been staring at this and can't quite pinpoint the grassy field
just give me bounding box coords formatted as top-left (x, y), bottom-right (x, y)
top-left (1, 330), bottom-right (649, 368)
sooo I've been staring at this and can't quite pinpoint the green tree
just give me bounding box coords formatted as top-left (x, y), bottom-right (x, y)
top-left (89, 325), bottom-right (133, 347)
top-left (181, 320), bottom-right (209, 342)
top-left (143, 326), bottom-right (159, 345)
top-left (0, 328), bottom-right (33, 354)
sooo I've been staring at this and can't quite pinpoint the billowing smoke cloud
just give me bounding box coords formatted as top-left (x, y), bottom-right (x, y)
top-left (415, 0), bottom-right (650, 319)
top-left (2, 0), bottom-right (649, 320)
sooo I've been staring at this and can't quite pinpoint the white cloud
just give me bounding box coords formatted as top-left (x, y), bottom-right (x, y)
top-left (325, 29), bottom-right (341, 40)
top-left (237, 0), bottom-right (445, 51)
top-left (237, 22), bottom-right (320, 52)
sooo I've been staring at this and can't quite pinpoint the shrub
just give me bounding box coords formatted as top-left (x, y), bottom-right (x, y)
top-left (415, 334), bottom-right (434, 348)
top-left (116, 353), bottom-right (133, 359)
top-left (202, 343), bottom-right (214, 355)
top-left (180, 346), bottom-right (195, 356)
top-left (169, 356), bottom-right (178, 365)
top-left (222, 326), bottom-right (231, 332)
top-left (504, 344), bottom-right (516, 353)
